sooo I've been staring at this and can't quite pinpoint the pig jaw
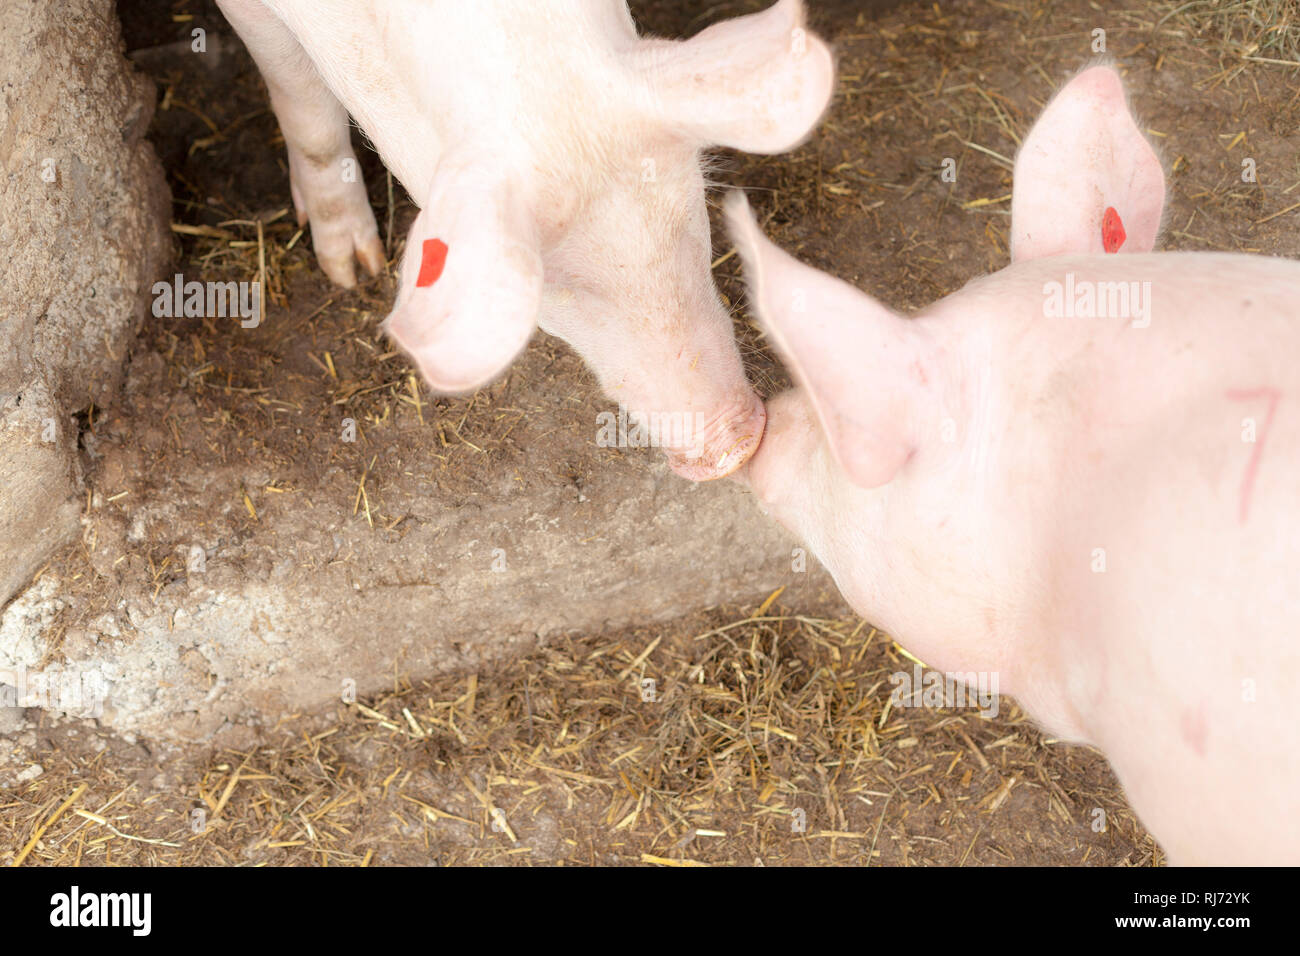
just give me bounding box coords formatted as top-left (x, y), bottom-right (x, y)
top-left (614, 338), bottom-right (767, 480)
top-left (539, 298), bottom-right (768, 479)
top-left (578, 333), bottom-right (768, 480)
top-left (545, 290), bottom-right (767, 480)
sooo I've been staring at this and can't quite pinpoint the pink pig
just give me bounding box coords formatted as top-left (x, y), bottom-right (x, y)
top-left (729, 66), bottom-right (1300, 864)
top-left (214, 0), bottom-right (834, 479)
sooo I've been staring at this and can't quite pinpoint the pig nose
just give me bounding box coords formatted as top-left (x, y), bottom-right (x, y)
top-left (665, 393), bottom-right (767, 481)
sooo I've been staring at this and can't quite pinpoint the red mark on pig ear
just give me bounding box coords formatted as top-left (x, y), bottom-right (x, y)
top-left (1101, 207), bottom-right (1126, 253)
top-left (415, 238), bottom-right (449, 287)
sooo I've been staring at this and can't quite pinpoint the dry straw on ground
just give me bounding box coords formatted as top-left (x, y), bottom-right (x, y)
top-left (3, 601), bottom-right (1158, 866)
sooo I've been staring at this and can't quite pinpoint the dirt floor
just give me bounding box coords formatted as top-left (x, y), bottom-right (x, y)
top-left (3, 0), bottom-right (1298, 865)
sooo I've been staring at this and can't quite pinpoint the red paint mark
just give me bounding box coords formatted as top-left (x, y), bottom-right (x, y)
top-left (1101, 207), bottom-right (1126, 253)
top-left (1225, 387), bottom-right (1281, 524)
top-left (415, 238), bottom-right (449, 287)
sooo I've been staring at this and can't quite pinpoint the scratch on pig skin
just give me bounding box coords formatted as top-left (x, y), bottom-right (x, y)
top-left (1225, 387), bottom-right (1281, 525)
top-left (911, 358), bottom-right (928, 387)
top-left (1179, 704), bottom-right (1208, 758)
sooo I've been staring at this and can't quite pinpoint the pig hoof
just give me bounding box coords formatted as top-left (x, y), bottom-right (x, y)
top-left (288, 150), bottom-right (386, 288)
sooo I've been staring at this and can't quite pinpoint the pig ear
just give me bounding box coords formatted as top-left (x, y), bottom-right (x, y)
top-left (641, 0), bottom-right (835, 154)
top-left (384, 159), bottom-right (543, 393)
top-left (1010, 66), bottom-right (1166, 261)
top-left (725, 192), bottom-right (925, 489)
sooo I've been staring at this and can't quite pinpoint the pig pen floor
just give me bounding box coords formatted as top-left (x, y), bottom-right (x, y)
top-left (4, 0), bottom-right (1298, 866)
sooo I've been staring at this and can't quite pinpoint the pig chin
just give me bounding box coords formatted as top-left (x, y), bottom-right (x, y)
top-left (664, 392), bottom-right (767, 481)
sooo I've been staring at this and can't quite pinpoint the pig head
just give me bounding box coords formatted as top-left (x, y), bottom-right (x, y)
top-left (729, 66), bottom-right (1300, 864)
top-left (219, 0), bottom-right (835, 479)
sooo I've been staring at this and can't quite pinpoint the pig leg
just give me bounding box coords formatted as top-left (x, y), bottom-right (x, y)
top-left (215, 0), bottom-right (385, 288)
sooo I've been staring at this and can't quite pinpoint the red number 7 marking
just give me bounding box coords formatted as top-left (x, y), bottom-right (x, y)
top-left (1225, 387), bottom-right (1281, 525)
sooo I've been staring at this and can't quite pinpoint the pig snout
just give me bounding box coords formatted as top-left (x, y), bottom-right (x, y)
top-left (543, 257), bottom-right (769, 481)
top-left (663, 391), bottom-right (767, 481)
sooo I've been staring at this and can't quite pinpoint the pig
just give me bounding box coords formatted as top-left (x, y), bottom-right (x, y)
top-left (727, 65), bottom-right (1300, 864)
top-left (213, 0), bottom-right (835, 479)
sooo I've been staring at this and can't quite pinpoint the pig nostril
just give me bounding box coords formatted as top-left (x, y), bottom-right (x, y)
top-left (716, 430), bottom-right (761, 472)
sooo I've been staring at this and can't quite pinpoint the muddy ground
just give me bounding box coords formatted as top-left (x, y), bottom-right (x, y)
top-left (2, 0), bottom-right (1297, 865)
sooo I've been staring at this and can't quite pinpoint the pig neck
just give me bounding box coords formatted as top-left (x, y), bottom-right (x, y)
top-left (397, 4), bottom-right (647, 208)
top-left (826, 314), bottom-right (1056, 723)
top-left (264, 0), bottom-right (638, 204)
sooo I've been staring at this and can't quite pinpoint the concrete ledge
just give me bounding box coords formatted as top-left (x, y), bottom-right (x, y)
top-left (1, 347), bottom-right (841, 744)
